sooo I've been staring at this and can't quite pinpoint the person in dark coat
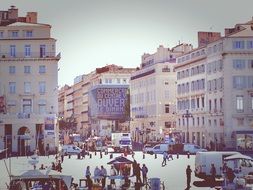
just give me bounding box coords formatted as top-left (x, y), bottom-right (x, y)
top-left (186, 165), bottom-right (192, 188)
top-left (135, 163), bottom-right (142, 184)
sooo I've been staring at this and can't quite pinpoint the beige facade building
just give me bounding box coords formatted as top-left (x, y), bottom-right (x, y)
top-left (0, 7), bottom-right (60, 155)
top-left (58, 65), bottom-right (135, 138)
top-left (175, 19), bottom-right (253, 150)
top-left (130, 44), bottom-right (193, 143)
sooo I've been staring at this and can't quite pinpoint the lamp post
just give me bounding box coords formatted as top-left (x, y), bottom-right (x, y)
top-left (182, 110), bottom-right (193, 143)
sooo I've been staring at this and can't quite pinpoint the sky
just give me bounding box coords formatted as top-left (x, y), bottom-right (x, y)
top-left (1, 0), bottom-right (253, 86)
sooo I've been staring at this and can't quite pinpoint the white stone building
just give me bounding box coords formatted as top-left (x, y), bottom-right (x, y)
top-left (130, 44), bottom-right (192, 143)
top-left (175, 19), bottom-right (253, 150)
top-left (0, 7), bottom-right (60, 155)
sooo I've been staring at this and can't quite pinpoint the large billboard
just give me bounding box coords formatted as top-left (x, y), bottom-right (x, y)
top-left (89, 85), bottom-right (129, 120)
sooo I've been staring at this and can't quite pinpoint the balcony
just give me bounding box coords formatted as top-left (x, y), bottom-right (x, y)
top-left (0, 52), bottom-right (60, 59)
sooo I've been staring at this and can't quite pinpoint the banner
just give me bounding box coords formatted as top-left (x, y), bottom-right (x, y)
top-left (45, 117), bottom-right (54, 130)
top-left (89, 85), bottom-right (128, 120)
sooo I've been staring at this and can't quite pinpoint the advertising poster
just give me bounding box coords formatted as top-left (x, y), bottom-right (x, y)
top-left (44, 116), bottom-right (55, 130)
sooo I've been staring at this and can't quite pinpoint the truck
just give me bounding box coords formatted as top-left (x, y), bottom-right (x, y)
top-left (111, 133), bottom-right (132, 151)
top-left (195, 151), bottom-right (253, 180)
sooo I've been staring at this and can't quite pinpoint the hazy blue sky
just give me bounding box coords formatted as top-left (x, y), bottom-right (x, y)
top-left (2, 0), bottom-right (252, 86)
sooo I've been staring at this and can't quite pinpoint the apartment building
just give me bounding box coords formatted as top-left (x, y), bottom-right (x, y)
top-left (0, 7), bottom-right (60, 155)
top-left (130, 44), bottom-right (193, 143)
top-left (175, 19), bottom-right (253, 150)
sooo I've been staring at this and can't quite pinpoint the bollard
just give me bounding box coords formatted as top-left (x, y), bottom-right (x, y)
top-left (68, 154), bottom-right (71, 159)
top-left (187, 152), bottom-right (190, 159)
top-left (95, 151), bottom-right (97, 156)
top-left (90, 153), bottom-right (92, 159)
top-left (100, 152), bottom-right (102, 159)
top-left (110, 153), bottom-right (113, 159)
top-left (143, 153), bottom-right (145, 159)
top-left (177, 153), bottom-right (179, 159)
top-left (155, 154), bottom-right (157, 159)
top-left (77, 153), bottom-right (81, 159)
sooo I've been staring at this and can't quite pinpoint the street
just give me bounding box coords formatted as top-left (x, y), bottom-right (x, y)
top-left (0, 152), bottom-right (217, 190)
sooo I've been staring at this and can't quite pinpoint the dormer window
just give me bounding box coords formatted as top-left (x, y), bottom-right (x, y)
top-left (25, 30), bottom-right (33, 37)
top-left (12, 31), bottom-right (18, 38)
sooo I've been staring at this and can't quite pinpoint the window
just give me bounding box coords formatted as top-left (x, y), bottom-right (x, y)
top-left (233, 41), bottom-right (245, 49)
top-left (9, 66), bottom-right (15, 74)
top-left (209, 100), bottom-right (212, 111)
top-left (251, 96), bottom-right (253, 110)
top-left (236, 96), bottom-right (244, 111)
top-left (117, 78), bottom-right (120, 84)
top-left (197, 117), bottom-right (200, 126)
top-left (237, 118), bottom-right (244, 126)
top-left (248, 60), bottom-right (253, 69)
top-left (10, 45), bottom-right (16, 57)
top-left (39, 65), bottom-right (46, 74)
top-left (23, 99), bottom-right (32, 113)
top-left (191, 99), bottom-right (195, 109)
top-left (24, 82), bottom-right (31, 94)
top-left (0, 31), bottom-right (3, 38)
top-left (165, 104), bottom-right (170, 113)
top-left (25, 45), bottom-right (31, 57)
top-left (40, 45), bottom-right (46, 57)
top-left (9, 82), bottom-right (16, 94)
top-left (38, 100), bottom-right (46, 114)
top-left (247, 41), bottom-right (253, 49)
top-left (25, 30), bottom-right (33, 37)
top-left (233, 59), bottom-right (245, 69)
top-left (197, 97), bottom-right (200, 108)
top-left (39, 82), bottom-right (46, 94)
top-left (220, 98), bottom-right (223, 111)
top-left (201, 97), bottom-right (205, 108)
top-left (214, 99), bottom-right (217, 112)
top-left (164, 90), bottom-right (169, 99)
top-left (202, 117), bottom-right (205, 125)
top-left (24, 66), bottom-right (31, 74)
top-left (11, 31), bottom-right (18, 37)
top-left (233, 76), bottom-right (247, 89)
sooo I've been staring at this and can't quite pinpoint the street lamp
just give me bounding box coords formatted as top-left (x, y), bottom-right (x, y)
top-left (182, 110), bottom-right (193, 143)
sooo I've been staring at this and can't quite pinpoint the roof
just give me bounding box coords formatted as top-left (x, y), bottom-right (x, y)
top-left (6, 21), bottom-right (50, 27)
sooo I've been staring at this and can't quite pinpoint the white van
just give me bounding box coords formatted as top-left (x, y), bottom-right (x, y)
top-left (183, 143), bottom-right (207, 154)
top-left (195, 151), bottom-right (253, 180)
top-left (149, 144), bottom-right (170, 154)
top-left (61, 145), bottom-right (81, 155)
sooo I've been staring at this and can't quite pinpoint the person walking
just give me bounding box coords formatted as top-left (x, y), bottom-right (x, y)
top-left (135, 163), bottom-right (142, 184)
top-left (186, 165), bottom-right (192, 188)
top-left (110, 165), bottom-right (117, 188)
top-left (162, 151), bottom-right (168, 166)
top-left (100, 165), bottom-right (107, 189)
top-left (141, 164), bottom-right (148, 184)
top-left (210, 163), bottom-right (216, 186)
top-left (132, 159), bottom-right (137, 176)
top-left (85, 166), bottom-right (91, 187)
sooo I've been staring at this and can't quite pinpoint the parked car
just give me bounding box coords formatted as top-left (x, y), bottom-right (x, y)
top-left (148, 143), bottom-right (170, 154)
top-left (183, 143), bottom-right (207, 154)
top-left (143, 144), bottom-right (155, 154)
top-left (61, 145), bottom-right (82, 155)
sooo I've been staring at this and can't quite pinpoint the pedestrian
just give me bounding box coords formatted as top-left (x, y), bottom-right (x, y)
top-left (167, 153), bottom-right (173, 161)
top-left (132, 159), bottom-right (137, 176)
top-left (85, 166), bottom-right (91, 187)
top-left (110, 165), bottom-right (117, 188)
top-left (162, 151), bottom-right (168, 166)
top-left (94, 166), bottom-right (101, 183)
top-left (100, 165), bottom-right (107, 189)
top-left (141, 164), bottom-right (148, 184)
top-left (51, 162), bottom-right (56, 170)
top-left (57, 160), bottom-right (62, 172)
top-left (186, 165), bottom-right (192, 188)
top-left (210, 163), bottom-right (216, 186)
top-left (135, 163), bottom-right (142, 184)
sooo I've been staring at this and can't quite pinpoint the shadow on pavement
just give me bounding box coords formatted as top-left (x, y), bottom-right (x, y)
top-left (193, 180), bottom-right (223, 188)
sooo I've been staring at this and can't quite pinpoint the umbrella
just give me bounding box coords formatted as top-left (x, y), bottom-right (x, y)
top-left (224, 154), bottom-right (253, 161)
top-left (107, 156), bottom-right (133, 165)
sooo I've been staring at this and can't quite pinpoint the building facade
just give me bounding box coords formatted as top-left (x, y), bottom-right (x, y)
top-left (175, 19), bottom-right (253, 150)
top-left (0, 7), bottom-right (60, 155)
top-left (130, 44), bottom-right (193, 143)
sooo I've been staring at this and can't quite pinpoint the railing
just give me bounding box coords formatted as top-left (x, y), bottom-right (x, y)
top-left (0, 52), bottom-right (56, 59)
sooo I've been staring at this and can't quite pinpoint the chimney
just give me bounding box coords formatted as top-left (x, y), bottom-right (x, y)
top-left (26, 12), bottom-right (37, 23)
top-left (8, 5), bottom-right (18, 20)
